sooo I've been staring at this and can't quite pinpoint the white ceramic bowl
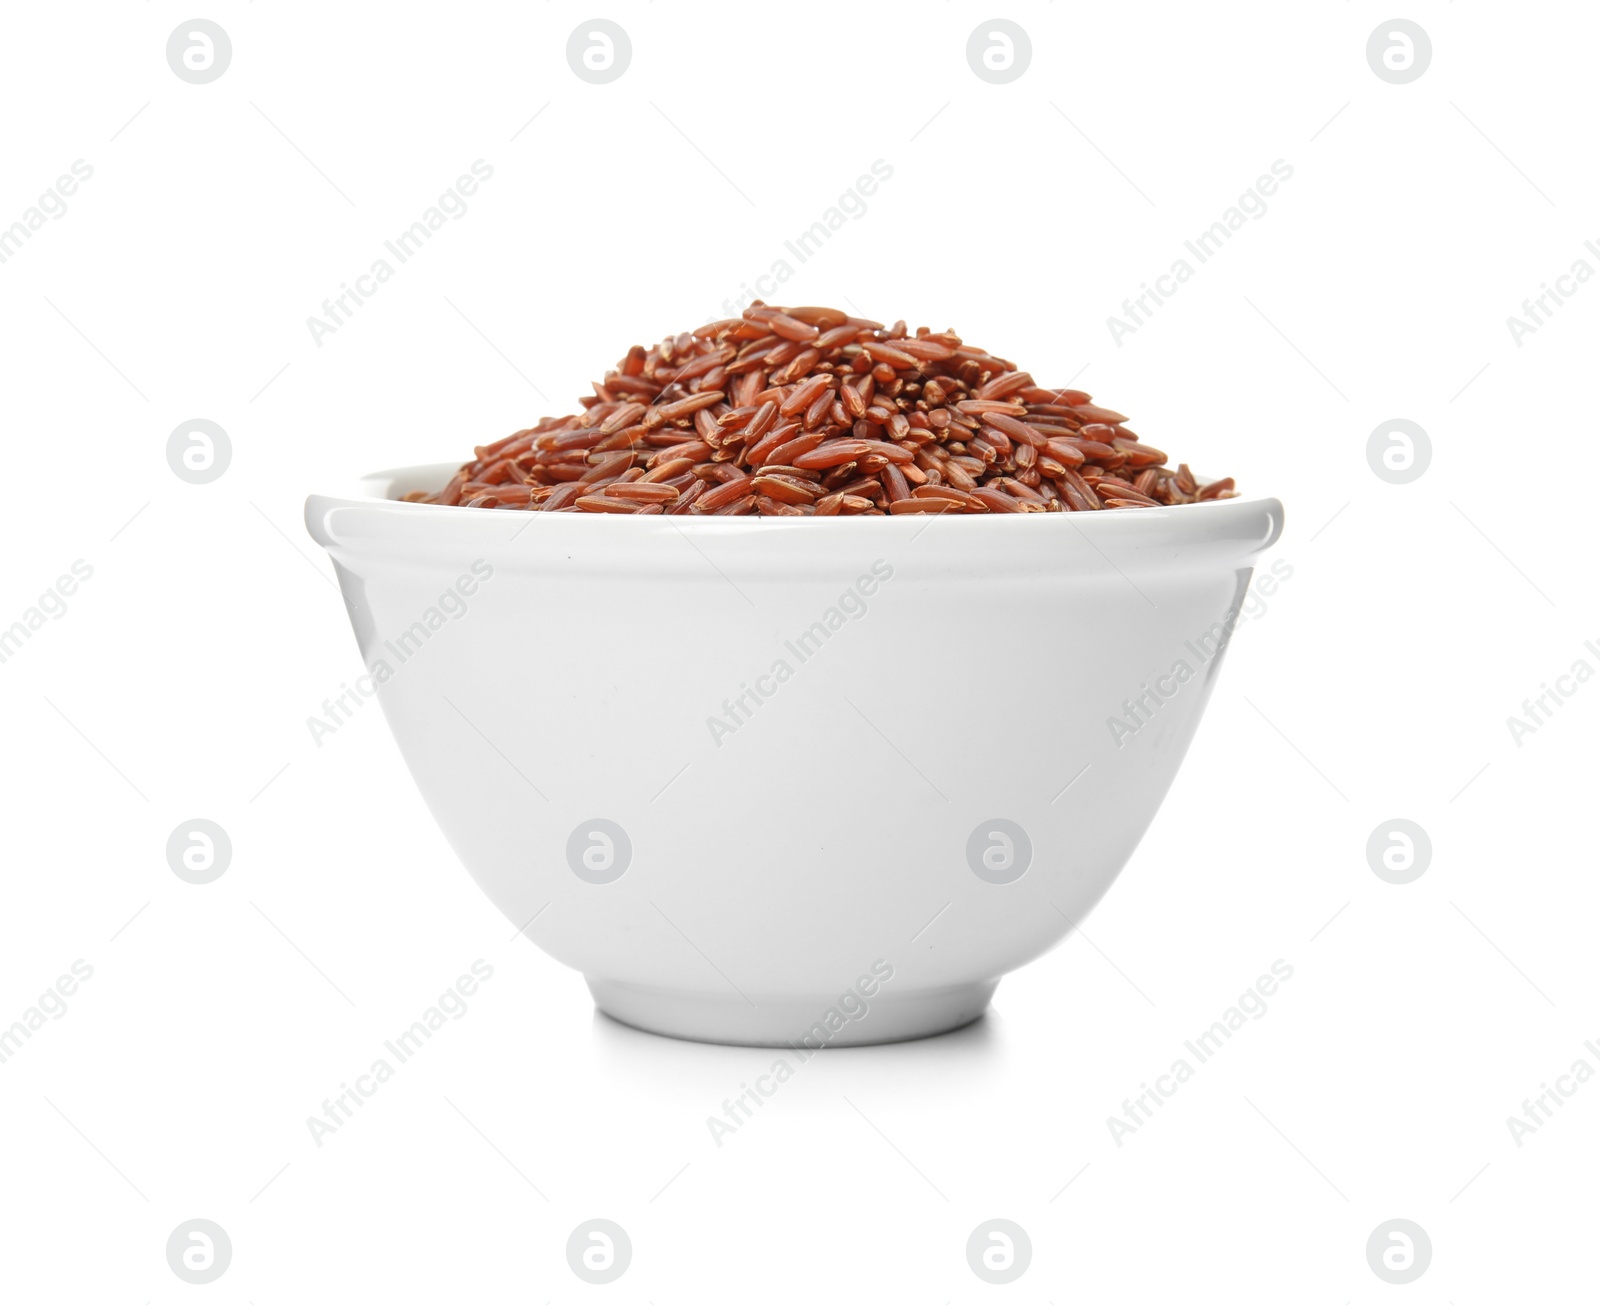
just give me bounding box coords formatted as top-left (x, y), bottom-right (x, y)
top-left (306, 464), bottom-right (1283, 1046)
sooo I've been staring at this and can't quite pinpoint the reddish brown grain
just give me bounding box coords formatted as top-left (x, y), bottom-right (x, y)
top-left (418, 305), bottom-right (1235, 515)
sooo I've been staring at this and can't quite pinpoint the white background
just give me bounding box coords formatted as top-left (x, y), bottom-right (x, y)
top-left (2, 1), bottom-right (1596, 1299)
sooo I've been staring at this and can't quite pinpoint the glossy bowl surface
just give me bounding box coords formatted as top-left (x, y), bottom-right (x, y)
top-left (306, 465), bottom-right (1283, 1045)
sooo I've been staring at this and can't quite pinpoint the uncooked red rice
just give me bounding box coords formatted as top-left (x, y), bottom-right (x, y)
top-left (409, 304), bottom-right (1237, 516)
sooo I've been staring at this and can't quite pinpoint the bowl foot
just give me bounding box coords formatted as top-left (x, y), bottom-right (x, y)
top-left (586, 976), bottom-right (999, 1047)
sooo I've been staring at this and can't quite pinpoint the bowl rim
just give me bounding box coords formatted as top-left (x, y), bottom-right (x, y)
top-left (307, 460), bottom-right (1284, 554)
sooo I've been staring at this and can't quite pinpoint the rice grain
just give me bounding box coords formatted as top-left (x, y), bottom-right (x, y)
top-left (418, 304), bottom-right (1236, 516)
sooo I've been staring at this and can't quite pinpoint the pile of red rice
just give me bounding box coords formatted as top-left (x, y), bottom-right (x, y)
top-left (410, 304), bottom-right (1235, 516)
